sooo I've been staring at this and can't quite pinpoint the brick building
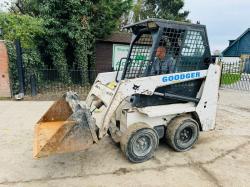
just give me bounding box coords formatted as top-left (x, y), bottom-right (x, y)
top-left (0, 41), bottom-right (11, 98)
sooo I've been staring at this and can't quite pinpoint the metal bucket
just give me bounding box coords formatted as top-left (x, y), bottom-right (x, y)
top-left (33, 92), bottom-right (98, 158)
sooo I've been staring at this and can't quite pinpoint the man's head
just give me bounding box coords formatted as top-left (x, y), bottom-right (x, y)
top-left (156, 46), bottom-right (166, 60)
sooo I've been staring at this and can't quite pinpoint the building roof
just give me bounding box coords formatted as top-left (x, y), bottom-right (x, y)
top-left (97, 32), bottom-right (132, 44)
top-left (222, 28), bottom-right (250, 57)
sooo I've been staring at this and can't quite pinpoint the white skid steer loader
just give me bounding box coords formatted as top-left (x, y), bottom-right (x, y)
top-left (33, 19), bottom-right (221, 163)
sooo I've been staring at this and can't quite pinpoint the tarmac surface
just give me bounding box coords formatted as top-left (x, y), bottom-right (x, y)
top-left (0, 89), bottom-right (249, 187)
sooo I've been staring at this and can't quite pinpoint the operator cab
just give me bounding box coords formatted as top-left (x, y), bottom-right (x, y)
top-left (116, 19), bottom-right (212, 107)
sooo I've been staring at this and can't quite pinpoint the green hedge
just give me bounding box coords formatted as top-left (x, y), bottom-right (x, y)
top-left (0, 13), bottom-right (45, 95)
top-left (5, 41), bottom-right (44, 95)
top-left (5, 42), bottom-right (18, 94)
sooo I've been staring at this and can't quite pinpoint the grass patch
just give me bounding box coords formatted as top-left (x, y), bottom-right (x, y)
top-left (221, 73), bottom-right (241, 85)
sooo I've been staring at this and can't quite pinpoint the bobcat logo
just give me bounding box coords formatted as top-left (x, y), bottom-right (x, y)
top-left (133, 84), bottom-right (140, 91)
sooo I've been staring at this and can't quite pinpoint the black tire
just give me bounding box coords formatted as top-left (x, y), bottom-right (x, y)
top-left (121, 128), bottom-right (159, 163)
top-left (107, 128), bottom-right (120, 147)
top-left (166, 116), bottom-right (199, 152)
top-left (107, 128), bottom-right (112, 136)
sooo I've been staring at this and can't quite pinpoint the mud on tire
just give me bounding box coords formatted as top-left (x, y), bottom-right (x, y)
top-left (166, 116), bottom-right (199, 152)
top-left (121, 126), bottom-right (159, 163)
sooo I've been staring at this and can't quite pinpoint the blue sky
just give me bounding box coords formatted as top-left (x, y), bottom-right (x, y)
top-left (184, 0), bottom-right (250, 52)
top-left (1, 0), bottom-right (250, 52)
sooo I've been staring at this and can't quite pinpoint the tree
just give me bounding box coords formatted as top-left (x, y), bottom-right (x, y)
top-left (133, 0), bottom-right (144, 22)
top-left (90, 0), bottom-right (132, 38)
top-left (10, 0), bottom-right (132, 82)
top-left (0, 12), bottom-right (45, 93)
top-left (0, 13), bottom-right (44, 48)
top-left (131, 0), bottom-right (189, 22)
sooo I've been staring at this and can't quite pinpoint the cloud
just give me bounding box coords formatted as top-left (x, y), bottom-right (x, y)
top-left (184, 0), bottom-right (250, 51)
top-left (0, 0), bottom-right (13, 12)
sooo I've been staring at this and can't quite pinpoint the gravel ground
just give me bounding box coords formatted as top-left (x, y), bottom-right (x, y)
top-left (0, 89), bottom-right (249, 187)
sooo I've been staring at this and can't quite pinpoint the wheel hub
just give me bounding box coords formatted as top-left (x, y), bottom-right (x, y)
top-left (133, 135), bottom-right (151, 156)
top-left (180, 127), bottom-right (192, 143)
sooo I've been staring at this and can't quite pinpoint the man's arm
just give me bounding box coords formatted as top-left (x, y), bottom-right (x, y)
top-left (150, 58), bottom-right (160, 75)
top-left (168, 57), bottom-right (176, 73)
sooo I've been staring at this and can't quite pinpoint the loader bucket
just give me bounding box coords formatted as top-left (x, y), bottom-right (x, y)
top-left (33, 92), bottom-right (98, 158)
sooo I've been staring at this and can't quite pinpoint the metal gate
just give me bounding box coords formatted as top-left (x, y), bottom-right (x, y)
top-left (220, 61), bottom-right (250, 91)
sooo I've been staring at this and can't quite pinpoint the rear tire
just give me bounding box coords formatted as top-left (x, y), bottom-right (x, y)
top-left (166, 116), bottom-right (199, 152)
top-left (121, 127), bottom-right (159, 163)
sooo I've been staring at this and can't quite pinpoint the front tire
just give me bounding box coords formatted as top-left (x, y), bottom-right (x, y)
top-left (166, 116), bottom-right (199, 152)
top-left (121, 127), bottom-right (159, 163)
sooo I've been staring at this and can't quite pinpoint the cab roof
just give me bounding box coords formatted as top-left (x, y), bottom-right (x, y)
top-left (123, 18), bottom-right (207, 32)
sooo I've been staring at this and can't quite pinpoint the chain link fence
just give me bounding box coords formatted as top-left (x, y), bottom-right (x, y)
top-left (220, 61), bottom-right (250, 91)
top-left (22, 68), bottom-right (98, 100)
top-left (15, 60), bottom-right (250, 100)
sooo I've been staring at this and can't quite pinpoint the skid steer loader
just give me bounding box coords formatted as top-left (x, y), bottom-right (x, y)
top-left (33, 19), bottom-right (221, 163)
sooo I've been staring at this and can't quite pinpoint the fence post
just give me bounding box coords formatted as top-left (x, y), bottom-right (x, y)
top-left (30, 74), bottom-right (37, 96)
top-left (219, 61), bottom-right (223, 88)
top-left (15, 39), bottom-right (25, 95)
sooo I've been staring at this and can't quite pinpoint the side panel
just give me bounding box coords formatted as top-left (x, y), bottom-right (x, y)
top-left (137, 102), bottom-right (196, 117)
top-left (85, 72), bottom-right (118, 129)
top-left (86, 71), bottom-right (119, 106)
top-left (99, 70), bottom-right (207, 137)
top-left (119, 65), bottom-right (220, 133)
top-left (89, 71), bottom-right (119, 86)
top-left (196, 64), bottom-right (221, 131)
top-left (120, 103), bottom-right (196, 133)
top-left (120, 110), bottom-right (174, 133)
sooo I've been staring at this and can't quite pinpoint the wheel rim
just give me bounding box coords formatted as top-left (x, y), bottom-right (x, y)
top-left (132, 135), bottom-right (152, 157)
top-left (179, 127), bottom-right (193, 143)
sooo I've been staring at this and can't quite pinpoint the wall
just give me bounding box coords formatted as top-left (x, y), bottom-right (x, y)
top-left (95, 42), bottom-right (114, 73)
top-left (0, 41), bottom-right (11, 98)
